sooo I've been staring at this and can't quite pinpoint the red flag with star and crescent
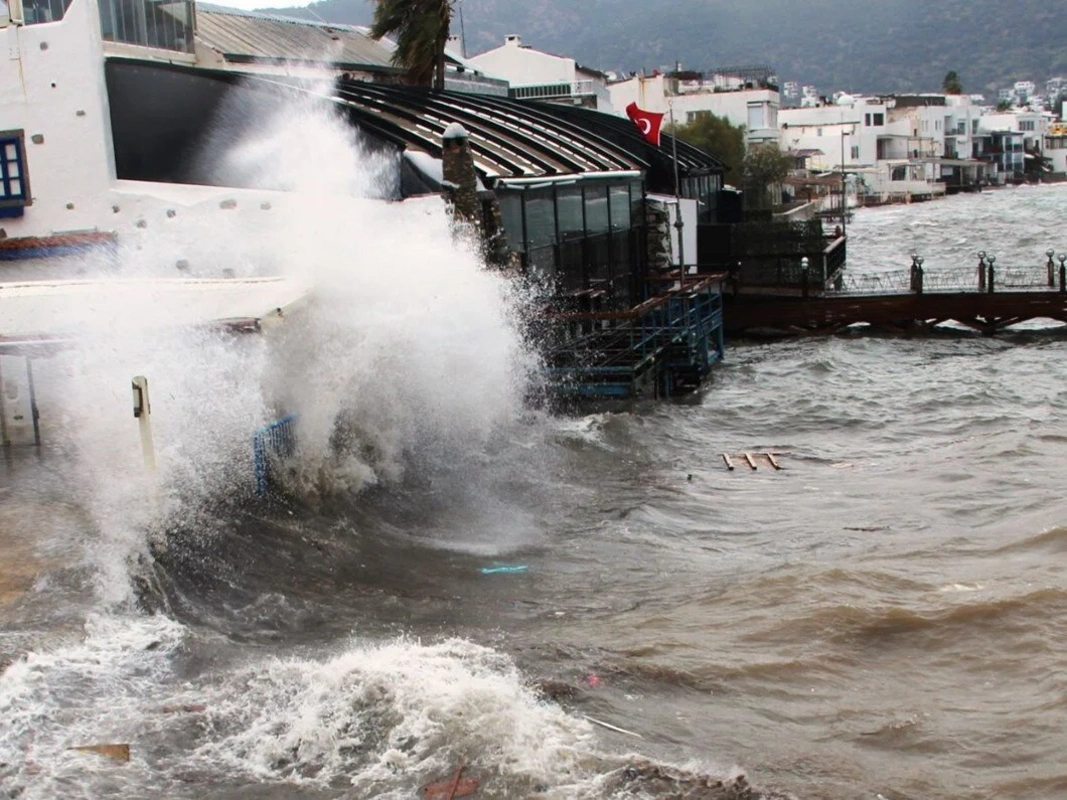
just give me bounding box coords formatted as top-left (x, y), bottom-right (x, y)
top-left (625, 102), bottom-right (665, 146)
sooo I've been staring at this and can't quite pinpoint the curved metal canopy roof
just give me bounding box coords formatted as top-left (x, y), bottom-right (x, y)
top-left (324, 80), bottom-right (724, 189)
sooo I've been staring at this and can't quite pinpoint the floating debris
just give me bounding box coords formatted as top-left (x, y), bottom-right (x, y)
top-left (721, 453), bottom-right (784, 472)
top-left (161, 703), bottom-right (207, 714)
top-left (423, 757), bottom-right (479, 800)
top-left (583, 714), bottom-right (642, 739)
top-left (69, 743), bottom-right (130, 762)
top-left (479, 565), bottom-right (528, 575)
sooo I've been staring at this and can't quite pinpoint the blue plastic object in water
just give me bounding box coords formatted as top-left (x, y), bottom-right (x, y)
top-left (479, 565), bottom-right (529, 575)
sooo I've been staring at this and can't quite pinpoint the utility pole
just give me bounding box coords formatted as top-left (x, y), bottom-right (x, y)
top-left (458, 0), bottom-right (467, 58)
top-left (669, 102), bottom-right (685, 269)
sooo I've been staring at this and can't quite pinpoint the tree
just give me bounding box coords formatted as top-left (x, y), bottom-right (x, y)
top-left (996, 99), bottom-right (1012, 111)
top-left (671, 111), bottom-right (745, 182)
top-left (370, 0), bottom-right (453, 90)
top-left (742, 142), bottom-right (793, 211)
top-left (942, 71), bottom-right (963, 95)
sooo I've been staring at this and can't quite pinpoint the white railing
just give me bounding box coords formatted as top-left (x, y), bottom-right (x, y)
top-left (511, 80), bottom-right (597, 101)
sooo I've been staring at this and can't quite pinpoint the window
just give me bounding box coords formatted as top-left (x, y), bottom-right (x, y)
top-left (497, 194), bottom-right (523, 253)
top-left (817, 127), bottom-right (823, 137)
top-left (583, 185), bottom-right (609, 235)
top-left (865, 113), bottom-right (871, 126)
top-left (608, 185), bottom-right (631, 231)
top-left (0, 131), bottom-right (30, 215)
top-left (872, 113), bottom-right (884, 126)
top-left (957, 121), bottom-right (966, 135)
top-left (747, 102), bottom-right (765, 131)
top-left (98, 0), bottom-right (195, 53)
top-left (23, 0), bottom-right (74, 23)
top-left (556, 186), bottom-right (583, 238)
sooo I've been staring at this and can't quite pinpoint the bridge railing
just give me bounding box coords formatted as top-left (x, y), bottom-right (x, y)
top-left (830, 263), bottom-right (1065, 297)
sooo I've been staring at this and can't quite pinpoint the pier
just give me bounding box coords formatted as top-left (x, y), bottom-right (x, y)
top-left (721, 253), bottom-right (1067, 336)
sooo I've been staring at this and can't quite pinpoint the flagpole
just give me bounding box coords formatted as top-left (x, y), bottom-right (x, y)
top-left (669, 102), bottom-right (685, 270)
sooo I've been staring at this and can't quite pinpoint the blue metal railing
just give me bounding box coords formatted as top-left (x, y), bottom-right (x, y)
top-left (544, 277), bottom-right (725, 399)
top-left (252, 413), bottom-right (296, 495)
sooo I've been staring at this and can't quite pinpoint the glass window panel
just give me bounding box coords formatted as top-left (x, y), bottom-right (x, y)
top-left (584, 185), bottom-right (608, 235)
top-left (556, 186), bottom-right (583, 237)
top-left (98, 0), bottom-right (194, 51)
top-left (609, 185), bottom-right (631, 231)
top-left (524, 191), bottom-right (557, 247)
top-left (4, 144), bottom-right (15, 160)
top-left (496, 193), bottom-right (524, 253)
top-left (8, 162), bottom-right (18, 178)
top-left (24, 0), bottom-right (74, 24)
top-left (9, 179), bottom-right (21, 196)
top-left (528, 244), bottom-right (557, 282)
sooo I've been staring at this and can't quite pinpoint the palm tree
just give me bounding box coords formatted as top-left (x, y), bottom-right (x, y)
top-left (370, 0), bottom-right (453, 91)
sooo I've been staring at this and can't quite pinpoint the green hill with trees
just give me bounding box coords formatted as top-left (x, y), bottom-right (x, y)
top-left (259, 0), bottom-right (1067, 96)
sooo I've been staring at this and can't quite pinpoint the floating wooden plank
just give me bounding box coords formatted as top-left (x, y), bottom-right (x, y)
top-left (69, 743), bottom-right (130, 762)
top-left (423, 776), bottom-right (478, 800)
top-left (423, 757), bottom-right (479, 800)
top-left (721, 453), bottom-right (785, 472)
top-left (584, 714), bottom-right (643, 739)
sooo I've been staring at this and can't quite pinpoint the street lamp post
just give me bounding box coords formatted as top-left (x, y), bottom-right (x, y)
top-left (840, 126), bottom-right (847, 239)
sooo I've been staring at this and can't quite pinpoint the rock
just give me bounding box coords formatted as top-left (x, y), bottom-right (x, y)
top-left (607, 760), bottom-right (796, 800)
top-left (161, 703), bottom-right (207, 714)
top-left (534, 679), bottom-right (579, 703)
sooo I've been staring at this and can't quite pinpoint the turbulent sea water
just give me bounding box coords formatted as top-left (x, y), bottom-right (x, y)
top-left (3, 158), bottom-right (1067, 800)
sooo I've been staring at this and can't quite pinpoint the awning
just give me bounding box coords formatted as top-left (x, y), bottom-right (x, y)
top-left (0, 276), bottom-right (308, 351)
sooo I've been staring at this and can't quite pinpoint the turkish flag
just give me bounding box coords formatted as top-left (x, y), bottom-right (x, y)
top-left (626, 102), bottom-right (665, 146)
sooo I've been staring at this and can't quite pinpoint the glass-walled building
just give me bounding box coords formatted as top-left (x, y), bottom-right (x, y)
top-left (497, 175), bottom-right (645, 309)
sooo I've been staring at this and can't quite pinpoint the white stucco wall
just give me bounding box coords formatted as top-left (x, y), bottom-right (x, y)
top-left (467, 37), bottom-right (577, 87)
top-left (780, 103), bottom-right (871, 169)
top-left (0, 0), bottom-right (117, 239)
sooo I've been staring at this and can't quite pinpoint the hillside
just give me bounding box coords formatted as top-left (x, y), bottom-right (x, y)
top-left (257, 0), bottom-right (1067, 95)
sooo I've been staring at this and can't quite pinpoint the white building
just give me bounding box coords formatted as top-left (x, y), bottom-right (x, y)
top-left (978, 109), bottom-right (1049, 151)
top-left (0, 0), bottom-right (433, 278)
top-left (1046, 122), bottom-right (1067, 175)
top-left (779, 96), bottom-right (887, 170)
top-left (466, 34), bottom-right (613, 111)
top-left (780, 93), bottom-right (992, 203)
top-left (608, 69), bottom-right (779, 144)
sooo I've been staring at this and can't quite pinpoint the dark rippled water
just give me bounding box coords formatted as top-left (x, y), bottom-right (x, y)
top-left (3, 185), bottom-right (1067, 800)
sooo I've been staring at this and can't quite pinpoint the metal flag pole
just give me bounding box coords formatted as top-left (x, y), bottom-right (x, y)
top-left (669, 102), bottom-right (685, 269)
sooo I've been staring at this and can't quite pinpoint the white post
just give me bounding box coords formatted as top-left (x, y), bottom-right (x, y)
top-left (132, 376), bottom-right (156, 473)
